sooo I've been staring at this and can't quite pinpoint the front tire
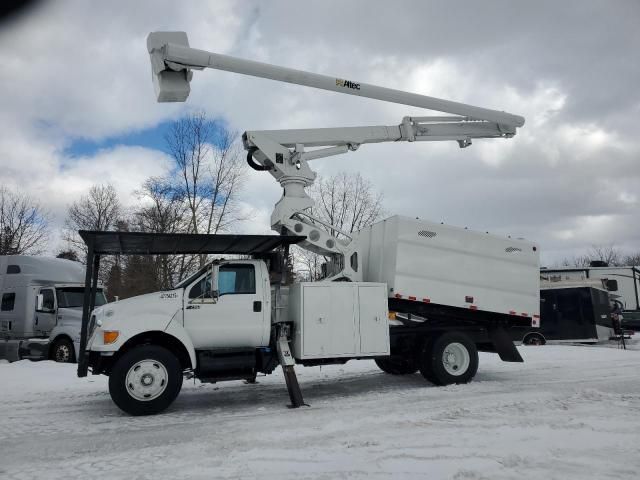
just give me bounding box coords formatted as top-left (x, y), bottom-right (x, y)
top-left (109, 345), bottom-right (182, 416)
top-left (375, 356), bottom-right (419, 375)
top-left (419, 332), bottom-right (478, 386)
top-left (51, 337), bottom-right (76, 363)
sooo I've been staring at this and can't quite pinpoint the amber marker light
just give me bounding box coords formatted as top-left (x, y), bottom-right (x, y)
top-left (103, 331), bottom-right (120, 344)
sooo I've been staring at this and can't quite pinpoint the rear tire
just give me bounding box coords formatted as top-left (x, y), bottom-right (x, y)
top-left (51, 337), bottom-right (76, 363)
top-left (109, 345), bottom-right (182, 416)
top-left (374, 356), bottom-right (419, 375)
top-left (419, 332), bottom-right (478, 386)
top-left (523, 334), bottom-right (545, 346)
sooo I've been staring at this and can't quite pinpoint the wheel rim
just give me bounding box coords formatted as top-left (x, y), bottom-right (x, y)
top-left (55, 343), bottom-right (71, 362)
top-left (442, 342), bottom-right (470, 376)
top-left (527, 336), bottom-right (541, 345)
top-left (125, 359), bottom-right (169, 401)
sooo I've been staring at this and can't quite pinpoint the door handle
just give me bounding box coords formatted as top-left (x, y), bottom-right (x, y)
top-left (35, 316), bottom-right (38, 326)
top-left (253, 301), bottom-right (262, 312)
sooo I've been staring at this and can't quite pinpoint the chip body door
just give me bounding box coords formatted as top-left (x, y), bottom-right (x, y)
top-left (358, 284), bottom-right (390, 355)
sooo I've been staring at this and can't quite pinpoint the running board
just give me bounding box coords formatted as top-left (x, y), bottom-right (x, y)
top-left (276, 324), bottom-right (307, 408)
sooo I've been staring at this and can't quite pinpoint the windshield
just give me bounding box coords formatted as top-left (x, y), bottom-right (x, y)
top-left (175, 264), bottom-right (210, 289)
top-left (56, 287), bottom-right (107, 308)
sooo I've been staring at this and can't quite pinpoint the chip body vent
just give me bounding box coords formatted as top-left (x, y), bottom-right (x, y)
top-left (505, 246), bottom-right (522, 253)
top-left (418, 230), bottom-right (437, 238)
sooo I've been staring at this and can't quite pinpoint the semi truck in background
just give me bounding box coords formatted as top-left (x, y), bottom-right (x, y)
top-left (0, 255), bottom-right (107, 362)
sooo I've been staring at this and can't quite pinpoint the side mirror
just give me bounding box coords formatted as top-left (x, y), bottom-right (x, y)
top-left (36, 294), bottom-right (44, 311)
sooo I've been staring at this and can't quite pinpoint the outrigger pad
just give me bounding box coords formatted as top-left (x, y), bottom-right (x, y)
top-left (282, 365), bottom-right (308, 408)
top-left (489, 327), bottom-right (524, 363)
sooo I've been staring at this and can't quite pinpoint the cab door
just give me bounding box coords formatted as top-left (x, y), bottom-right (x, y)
top-left (35, 287), bottom-right (57, 335)
top-left (183, 263), bottom-right (266, 349)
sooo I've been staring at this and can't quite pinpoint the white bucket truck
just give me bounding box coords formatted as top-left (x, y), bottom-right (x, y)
top-left (78, 32), bottom-right (538, 416)
top-left (0, 255), bottom-right (107, 362)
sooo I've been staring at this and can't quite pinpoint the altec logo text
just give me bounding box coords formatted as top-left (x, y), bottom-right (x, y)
top-left (336, 78), bottom-right (361, 90)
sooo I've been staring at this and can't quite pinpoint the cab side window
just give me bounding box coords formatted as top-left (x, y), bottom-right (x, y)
top-left (189, 272), bottom-right (212, 299)
top-left (41, 289), bottom-right (55, 310)
top-left (1, 293), bottom-right (15, 311)
top-left (219, 264), bottom-right (255, 295)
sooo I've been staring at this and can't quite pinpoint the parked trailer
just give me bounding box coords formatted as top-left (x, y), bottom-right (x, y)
top-left (0, 255), bottom-right (107, 362)
top-left (511, 285), bottom-right (614, 346)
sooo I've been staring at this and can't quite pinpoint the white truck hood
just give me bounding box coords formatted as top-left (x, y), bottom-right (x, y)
top-left (89, 289), bottom-right (184, 350)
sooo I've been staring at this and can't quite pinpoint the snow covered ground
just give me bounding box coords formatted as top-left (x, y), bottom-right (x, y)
top-left (1, 343), bottom-right (640, 479)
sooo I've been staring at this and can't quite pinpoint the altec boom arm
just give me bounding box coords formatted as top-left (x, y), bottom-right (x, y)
top-left (147, 31), bottom-right (525, 280)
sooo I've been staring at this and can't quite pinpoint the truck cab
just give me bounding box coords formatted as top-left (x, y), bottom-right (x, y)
top-left (0, 255), bottom-right (107, 363)
top-left (87, 259), bottom-right (276, 413)
top-left (88, 259), bottom-right (270, 358)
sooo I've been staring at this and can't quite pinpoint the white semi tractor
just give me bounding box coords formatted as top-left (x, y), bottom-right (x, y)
top-left (79, 32), bottom-right (539, 416)
top-left (0, 255), bottom-right (107, 362)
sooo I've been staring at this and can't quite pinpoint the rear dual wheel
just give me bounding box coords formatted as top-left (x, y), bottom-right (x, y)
top-left (419, 332), bottom-right (478, 385)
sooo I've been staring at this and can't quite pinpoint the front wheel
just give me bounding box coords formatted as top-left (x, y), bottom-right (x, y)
top-left (51, 337), bottom-right (76, 363)
top-left (109, 345), bottom-right (182, 416)
top-left (419, 332), bottom-right (479, 386)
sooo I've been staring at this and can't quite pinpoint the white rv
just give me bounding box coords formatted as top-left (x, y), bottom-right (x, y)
top-left (0, 255), bottom-right (107, 362)
top-left (541, 266), bottom-right (640, 312)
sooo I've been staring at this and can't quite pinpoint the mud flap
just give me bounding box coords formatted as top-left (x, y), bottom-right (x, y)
top-left (489, 327), bottom-right (523, 362)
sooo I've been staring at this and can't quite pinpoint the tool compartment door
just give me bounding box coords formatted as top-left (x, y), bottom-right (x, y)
top-left (301, 284), bottom-right (357, 357)
top-left (358, 284), bottom-right (390, 355)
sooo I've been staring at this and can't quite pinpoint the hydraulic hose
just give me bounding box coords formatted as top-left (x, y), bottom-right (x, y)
top-left (246, 147), bottom-right (271, 171)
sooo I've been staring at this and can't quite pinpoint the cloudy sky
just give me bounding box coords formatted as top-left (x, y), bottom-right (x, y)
top-left (1, 0), bottom-right (638, 266)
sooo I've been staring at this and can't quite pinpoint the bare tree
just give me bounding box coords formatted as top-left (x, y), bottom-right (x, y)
top-left (310, 172), bottom-right (384, 240)
top-left (558, 244), bottom-right (626, 268)
top-left (130, 176), bottom-right (195, 290)
top-left (559, 255), bottom-right (591, 268)
top-left (164, 112), bottom-right (249, 267)
top-left (295, 171), bottom-right (385, 280)
top-left (0, 187), bottom-right (50, 255)
top-left (623, 252), bottom-right (640, 267)
top-left (63, 183), bottom-right (122, 259)
top-left (164, 111), bottom-right (213, 236)
top-left (204, 128), bottom-right (248, 235)
top-left (587, 244), bottom-right (622, 266)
